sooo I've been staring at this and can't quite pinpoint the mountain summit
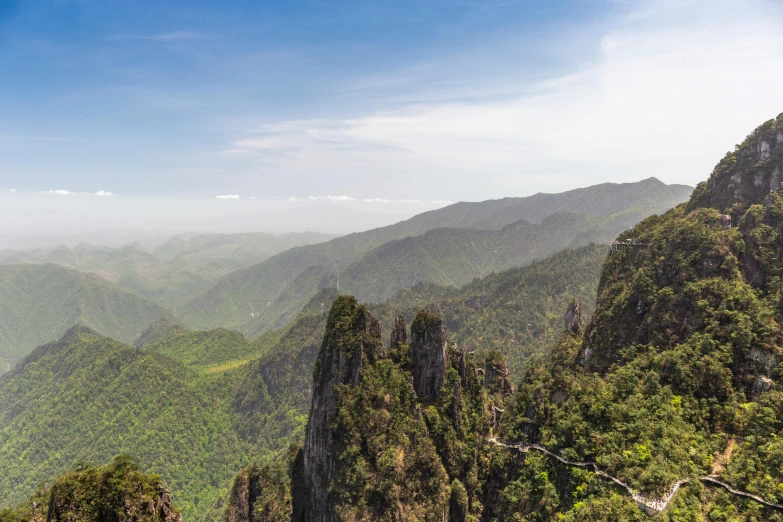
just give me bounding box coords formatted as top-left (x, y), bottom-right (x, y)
top-left (690, 113), bottom-right (783, 213)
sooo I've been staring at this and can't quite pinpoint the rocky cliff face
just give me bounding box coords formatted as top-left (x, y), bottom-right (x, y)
top-left (564, 299), bottom-right (582, 336)
top-left (302, 296), bottom-right (383, 522)
top-left (689, 113), bottom-right (783, 214)
top-left (583, 114), bottom-right (783, 396)
top-left (390, 314), bottom-right (407, 348)
top-left (409, 311), bottom-right (448, 399)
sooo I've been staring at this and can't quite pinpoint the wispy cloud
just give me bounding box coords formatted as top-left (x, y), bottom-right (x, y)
top-left (361, 198), bottom-right (426, 204)
top-left (216, 194), bottom-right (240, 200)
top-left (308, 195), bottom-right (355, 202)
top-left (40, 189), bottom-right (78, 196)
top-left (221, 0), bottom-right (783, 199)
top-left (40, 189), bottom-right (115, 196)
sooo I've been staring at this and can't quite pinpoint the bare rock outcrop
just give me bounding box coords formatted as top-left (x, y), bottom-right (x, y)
top-left (564, 300), bottom-right (582, 336)
top-left (303, 296), bottom-right (383, 522)
top-left (410, 310), bottom-right (448, 399)
top-left (690, 113), bottom-right (783, 213)
top-left (484, 353), bottom-right (513, 395)
top-left (390, 314), bottom-right (407, 348)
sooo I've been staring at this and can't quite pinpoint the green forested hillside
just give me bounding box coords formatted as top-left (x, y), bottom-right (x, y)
top-left (340, 214), bottom-right (617, 304)
top-left (224, 113), bottom-right (783, 521)
top-left (0, 327), bottom-right (257, 520)
top-left (140, 324), bottom-right (269, 372)
top-left (227, 245), bottom-right (605, 459)
top-left (0, 263), bottom-right (169, 374)
top-left (0, 242), bottom-right (608, 520)
top-left (370, 244), bottom-right (607, 373)
top-left (180, 178), bottom-right (690, 335)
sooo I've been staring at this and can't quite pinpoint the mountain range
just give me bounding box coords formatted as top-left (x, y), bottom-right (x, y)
top-left (220, 112), bottom-right (783, 521)
top-left (0, 243), bottom-right (607, 520)
top-left (179, 178), bottom-right (691, 336)
top-left (0, 231), bottom-right (335, 309)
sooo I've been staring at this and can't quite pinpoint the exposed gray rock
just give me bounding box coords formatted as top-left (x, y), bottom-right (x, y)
top-left (390, 314), bottom-right (407, 348)
top-left (737, 346), bottom-right (780, 398)
top-left (303, 296), bottom-right (383, 522)
top-left (410, 310), bottom-right (448, 399)
top-left (564, 300), bottom-right (583, 335)
top-left (771, 167), bottom-right (781, 192)
top-left (484, 355), bottom-right (513, 395)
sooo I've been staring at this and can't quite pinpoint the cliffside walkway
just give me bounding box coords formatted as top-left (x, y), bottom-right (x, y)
top-left (488, 438), bottom-right (783, 515)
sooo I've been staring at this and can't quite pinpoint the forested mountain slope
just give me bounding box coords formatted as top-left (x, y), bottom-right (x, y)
top-left (0, 242), bottom-right (604, 519)
top-left (225, 113), bottom-right (783, 521)
top-left (339, 213), bottom-right (623, 304)
top-left (0, 263), bottom-right (169, 374)
top-left (226, 245), bottom-right (606, 476)
top-left (0, 327), bottom-right (260, 520)
top-left (180, 178), bottom-right (690, 335)
top-left (370, 244), bottom-right (606, 373)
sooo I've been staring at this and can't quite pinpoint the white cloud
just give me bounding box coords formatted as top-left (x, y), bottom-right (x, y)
top-left (94, 191), bottom-right (113, 197)
top-left (216, 194), bottom-right (240, 200)
top-left (222, 0), bottom-right (783, 199)
top-left (9, 189), bottom-right (16, 193)
top-left (308, 195), bottom-right (356, 202)
top-left (361, 198), bottom-right (425, 204)
top-left (41, 189), bottom-right (78, 196)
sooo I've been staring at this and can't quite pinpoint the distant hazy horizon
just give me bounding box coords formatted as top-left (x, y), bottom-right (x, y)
top-left (0, 175), bottom-right (690, 250)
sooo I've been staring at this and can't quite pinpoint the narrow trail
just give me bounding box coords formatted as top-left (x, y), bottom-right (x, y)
top-left (488, 438), bottom-right (783, 515)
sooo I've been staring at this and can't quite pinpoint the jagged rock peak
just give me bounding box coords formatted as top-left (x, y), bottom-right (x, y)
top-left (390, 314), bottom-right (407, 348)
top-left (303, 295), bottom-right (383, 522)
top-left (564, 299), bottom-right (582, 336)
top-left (484, 351), bottom-right (513, 395)
top-left (689, 112), bottom-right (783, 214)
top-left (410, 310), bottom-right (448, 399)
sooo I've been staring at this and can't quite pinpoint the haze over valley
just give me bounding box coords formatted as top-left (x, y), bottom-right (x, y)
top-left (2, 1), bottom-right (783, 521)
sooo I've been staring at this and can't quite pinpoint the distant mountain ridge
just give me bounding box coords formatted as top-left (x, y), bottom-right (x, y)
top-left (179, 178), bottom-right (692, 335)
top-left (0, 231), bottom-right (335, 309)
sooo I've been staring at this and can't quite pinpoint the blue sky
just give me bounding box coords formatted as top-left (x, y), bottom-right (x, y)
top-left (1, 0), bottom-right (783, 208)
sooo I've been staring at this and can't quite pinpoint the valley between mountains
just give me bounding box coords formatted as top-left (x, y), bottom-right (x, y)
top-left (3, 113), bottom-right (783, 521)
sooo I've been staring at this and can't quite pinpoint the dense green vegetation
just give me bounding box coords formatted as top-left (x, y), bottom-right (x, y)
top-left (0, 263), bottom-right (169, 374)
top-left (179, 178), bottom-right (690, 335)
top-left (0, 455), bottom-right (181, 522)
top-left (225, 298), bottom-right (509, 521)
top-left (141, 324), bottom-right (275, 372)
top-left (0, 232), bottom-right (336, 309)
top-left (0, 327), bottom-right (255, 520)
top-left (371, 244), bottom-right (607, 374)
top-left (0, 242), bottom-right (607, 520)
top-left (335, 213), bottom-right (617, 304)
top-left (224, 114), bottom-right (783, 521)
top-left (0, 287), bottom-right (341, 521)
